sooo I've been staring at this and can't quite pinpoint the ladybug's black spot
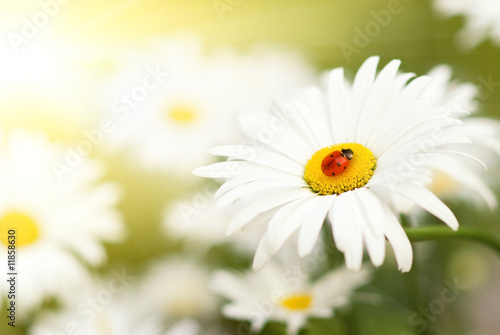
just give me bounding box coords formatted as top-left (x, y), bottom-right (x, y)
top-left (331, 173), bottom-right (335, 176)
top-left (336, 162), bottom-right (341, 166)
top-left (344, 167), bottom-right (346, 169)
top-left (330, 155), bottom-right (333, 157)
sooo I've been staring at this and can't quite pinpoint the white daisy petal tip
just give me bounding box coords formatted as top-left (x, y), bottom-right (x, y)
top-left (366, 55), bottom-right (381, 64)
top-left (399, 261), bottom-right (413, 273)
top-left (225, 223), bottom-right (240, 237)
top-left (192, 166), bottom-right (208, 177)
top-left (205, 145), bottom-right (233, 156)
top-left (192, 163), bottom-right (230, 178)
top-left (251, 258), bottom-right (266, 271)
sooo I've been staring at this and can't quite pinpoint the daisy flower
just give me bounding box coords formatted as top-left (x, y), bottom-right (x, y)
top-left (102, 34), bottom-right (315, 173)
top-left (139, 257), bottom-right (219, 320)
top-left (0, 131), bottom-right (125, 315)
top-left (434, 0), bottom-right (500, 49)
top-left (194, 56), bottom-right (476, 272)
top-left (211, 260), bottom-right (371, 334)
top-left (29, 275), bottom-right (200, 335)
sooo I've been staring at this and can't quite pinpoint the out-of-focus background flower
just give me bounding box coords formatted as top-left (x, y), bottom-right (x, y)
top-left (1, 0), bottom-right (500, 334)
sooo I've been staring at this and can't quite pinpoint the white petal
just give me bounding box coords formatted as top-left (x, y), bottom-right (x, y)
top-left (297, 195), bottom-right (335, 257)
top-left (391, 182), bottom-right (459, 230)
top-left (304, 86), bottom-right (334, 145)
top-left (210, 271), bottom-right (250, 301)
top-left (243, 207), bottom-right (279, 232)
top-left (216, 180), bottom-right (306, 208)
top-left (361, 226), bottom-right (385, 268)
top-left (62, 235), bottom-right (106, 265)
top-left (353, 190), bottom-right (386, 267)
top-left (433, 149), bottom-right (487, 171)
top-left (253, 233), bottom-right (272, 270)
top-left (353, 188), bottom-right (385, 238)
top-left (165, 320), bottom-right (200, 335)
top-left (356, 59), bottom-right (401, 144)
top-left (348, 56), bottom-right (379, 142)
top-left (312, 267), bottom-right (372, 307)
top-left (344, 219), bottom-right (364, 271)
top-left (272, 101), bottom-right (319, 148)
top-left (208, 145), bottom-right (304, 175)
top-left (327, 67), bottom-right (349, 143)
top-left (269, 196), bottom-right (322, 254)
top-left (398, 75), bottom-right (432, 104)
top-left (382, 204), bottom-right (413, 272)
top-left (192, 162), bottom-right (238, 179)
top-left (266, 197), bottom-right (311, 253)
top-left (330, 191), bottom-right (363, 270)
top-left (227, 188), bottom-right (313, 235)
top-left (436, 165), bottom-right (497, 210)
top-left (215, 175), bottom-right (300, 199)
top-left (238, 112), bottom-right (313, 162)
top-left (286, 314), bottom-right (308, 335)
top-left (375, 117), bottom-right (463, 161)
top-left (329, 195), bottom-right (349, 252)
top-left (194, 161), bottom-right (301, 181)
top-left (222, 304), bottom-right (267, 332)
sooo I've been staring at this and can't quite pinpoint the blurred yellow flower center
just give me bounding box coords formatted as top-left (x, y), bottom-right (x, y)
top-left (97, 315), bottom-right (113, 335)
top-left (168, 106), bottom-right (197, 124)
top-left (281, 293), bottom-right (313, 311)
top-left (0, 212), bottom-right (39, 247)
top-left (429, 169), bottom-right (459, 195)
top-left (304, 143), bottom-right (376, 195)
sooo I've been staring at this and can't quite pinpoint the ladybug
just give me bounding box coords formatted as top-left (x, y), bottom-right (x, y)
top-left (321, 148), bottom-right (353, 176)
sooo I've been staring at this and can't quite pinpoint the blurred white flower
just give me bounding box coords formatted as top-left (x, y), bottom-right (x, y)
top-left (211, 260), bottom-right (371, 335)
top-left (195, 56), bottom-right (477, 272)
top-left (139, 257), bottom-right (219, 320)
top-left (163, 319), bottom-right (201, 335)
top-left (101, 34), bottom-right (316, 174)
top-left (427, 117), bottom-right (500, 209)
top-left (162, 188), bottom-right (265, 255)
top-left (434, 0), bottom-right (500, 49)
top-left (0, 131), bottom-right (125, 315)
top-left (410, 66), bottom-right (500, 210)
top-left (30, 275), bottom-right (200, 335)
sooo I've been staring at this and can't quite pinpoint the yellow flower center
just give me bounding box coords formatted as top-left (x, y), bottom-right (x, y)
top-left (304, 143), bottom-right (376, 195)
top-left (429, 169), bottom-right (459, 195)
top-left (281, 293), bottom-right (313, 311)
top-left (168, 105), bottom-right (197, 124)
top-left (97, 315), bottom-right (113, 335)
top-left (0, 211), bottom-right (40, 247)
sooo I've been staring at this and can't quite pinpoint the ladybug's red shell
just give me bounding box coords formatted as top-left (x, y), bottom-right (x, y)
top-left (321, 150), bottom-right (350, 176)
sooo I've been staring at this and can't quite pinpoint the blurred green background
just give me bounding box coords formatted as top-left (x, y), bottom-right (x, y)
top-left (1, 0), bottom-right (499, 334)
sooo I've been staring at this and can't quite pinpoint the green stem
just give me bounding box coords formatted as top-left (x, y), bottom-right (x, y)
top-left (404, 226), bottom-right (500, 255)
